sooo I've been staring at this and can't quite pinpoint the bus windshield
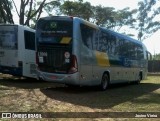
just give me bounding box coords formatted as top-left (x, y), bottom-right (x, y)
top-left (0, 28), bottom-right (17, 49)
top-left (37, 20), bottom-right (73, 44)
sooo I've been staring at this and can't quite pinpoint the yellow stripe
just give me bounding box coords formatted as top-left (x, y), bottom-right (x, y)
top-left (60, 37), bottom-right (71, 44)
top-left (95, 51), bottom-right (110, 67)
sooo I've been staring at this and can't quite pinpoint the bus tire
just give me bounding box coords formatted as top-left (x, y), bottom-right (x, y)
top-left (100, 74), bottom-right (109, 91)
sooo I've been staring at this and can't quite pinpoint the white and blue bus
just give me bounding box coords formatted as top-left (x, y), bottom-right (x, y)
top-left (0, 24), bottom-right (36, 78)
top-left (36, 16), bottom-right (148, 90)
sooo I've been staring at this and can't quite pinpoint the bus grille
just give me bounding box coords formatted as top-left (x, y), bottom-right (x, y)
top-left (38, 45), bottom-right (70, 73)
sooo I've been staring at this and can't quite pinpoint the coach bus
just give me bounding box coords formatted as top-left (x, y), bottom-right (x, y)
top-left (36, 16), bottom-right (148, 90)
top-left (0, 24), bottom-right (36, 78)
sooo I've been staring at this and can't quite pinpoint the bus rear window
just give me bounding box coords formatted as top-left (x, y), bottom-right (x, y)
top-left (37, 20), bottom-right (73, 44)
top-left (0, 30), bottom-right (17, 49)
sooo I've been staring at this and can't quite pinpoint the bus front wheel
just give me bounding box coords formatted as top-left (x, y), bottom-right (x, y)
top-left (100, 74), bottom-right (109, 91)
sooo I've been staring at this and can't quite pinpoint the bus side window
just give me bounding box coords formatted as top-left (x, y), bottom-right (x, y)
top-left (137, 45), bottom-right (144, 60)
top-left (93, 31), bottom-right (99, 50)
top-left (98, 31), bottom-right (110, 52)
top-left (114, 37), bottom-right (120, 55)
top-left (24, 30), bottom-right (35, 50)
top-left (128, 42), bottom-right (136, 59)
top-left (80, 24), bottom-right (95, 50)
top-left (110, 35), bottom-right (116, 55)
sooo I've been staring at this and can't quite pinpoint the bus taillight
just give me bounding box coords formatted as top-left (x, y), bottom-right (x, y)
top-left (68, 55), bottom-right (78, 74)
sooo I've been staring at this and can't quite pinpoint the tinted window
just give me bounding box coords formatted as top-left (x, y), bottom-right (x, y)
top-left (0, 26), bottom-right (17, 49)
top-left (128, 43), bottom-right (136, 59)
top-left (24, 30), bottom-right (35, 50)
top-left (98, 30), bottom-right (117, 55)
top-left (98, 31), bottom-right (110, 52)
top-left (80, 24), bottom-right (96, 49)
top-left (136, 45), bottom-right (144, 59)
top-left (37, 20), bottom-right (73, 44)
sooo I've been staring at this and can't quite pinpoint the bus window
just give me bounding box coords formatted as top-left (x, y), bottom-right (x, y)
top-left (137, 45), bottom-right (144, 59)
top-left (37, 20), bottom-right (73, 44)
top-left (114, 37), bottom-right (120, 55)
top-left (98, 30), bottom-right (110, 52)
top-left (80, 24), bottom-right (95, 50)
top-left (24, 30), bottom-right (35, 50)
top-left (128, 43), bottom-right (137, 59)
top-left (109, 35), bottom-right (116, 55)
top-left (0, 30), bottom-right (17, 49)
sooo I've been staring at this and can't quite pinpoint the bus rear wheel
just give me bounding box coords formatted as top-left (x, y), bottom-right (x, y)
top-left (100, 74), bottom-right (109, 91)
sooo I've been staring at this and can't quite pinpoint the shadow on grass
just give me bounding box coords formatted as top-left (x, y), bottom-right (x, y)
top-left (0, 76), bottom-right (63, 89)
top-left (40, 82), bottom-right (160, 109)
top-left (0, 74), bottom-right (159, 110)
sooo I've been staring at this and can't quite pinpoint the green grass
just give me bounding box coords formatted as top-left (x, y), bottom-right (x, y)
top-left (0, 74), bottom-right (159, 120)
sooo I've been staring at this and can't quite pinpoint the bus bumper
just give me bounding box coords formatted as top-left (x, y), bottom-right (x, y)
top-left (37, 71), bottom-right (80, 85)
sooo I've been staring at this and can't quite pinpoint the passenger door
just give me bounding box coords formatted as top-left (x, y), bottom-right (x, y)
top-left (23, 30), bottom-right (37, 78)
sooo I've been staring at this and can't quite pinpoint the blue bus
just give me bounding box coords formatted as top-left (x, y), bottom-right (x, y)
top-left (36, 16), bottom-right (148, 90)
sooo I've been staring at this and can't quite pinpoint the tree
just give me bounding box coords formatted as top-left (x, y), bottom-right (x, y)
top-left (153, 53), bottom-right (160, 60)
top-left (92, 5), bottom-right (115, 27)
top-left (60, 1), bottom-right (93, 21)
top-left (0, 0), bottom-right (14, 23)
top-left (12, 0), bottom-right (61, 27)
top-left (92, 6), bottom-right (137, 31)
top-left (60, 1), bottom-right (136, 33)
top-left (136, 0), bottom-right (160, 41)
top-left (112, 8), bottom-right (137, 31)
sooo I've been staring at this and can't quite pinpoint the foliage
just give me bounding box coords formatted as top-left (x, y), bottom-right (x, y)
top-left (60, 1), bottom-right (136, 32)
top-left (153, 53), bottom-right (160, 60)
top-left (92, 5), bottom-right (115, 27)
top-left (136, 0), bottom-right (160, 41)
top-left (60, 1), bottom-right (93, 21)
top-left (0, 0), bottom-right (14, 24)
top-left (60, 0), bottom-right (160, 40)
top-left (11, 0), bottom-right (61, 27)
top-left (112, 8), bottom-right (137, 31)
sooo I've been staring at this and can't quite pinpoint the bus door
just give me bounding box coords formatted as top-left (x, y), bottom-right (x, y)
top-left (23, 30), bottom-right (36, 78)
